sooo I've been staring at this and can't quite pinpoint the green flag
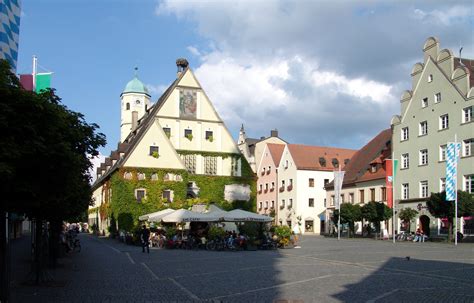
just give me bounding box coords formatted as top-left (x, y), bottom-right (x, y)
top-left (35, 73), bottom-right (52, 93)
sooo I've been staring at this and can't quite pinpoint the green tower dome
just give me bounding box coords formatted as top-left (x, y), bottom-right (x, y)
top-left (122, 68), bottom-right (150, 96)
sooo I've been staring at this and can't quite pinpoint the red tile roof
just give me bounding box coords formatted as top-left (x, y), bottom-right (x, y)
top-left (267, 143), bottom-right (285, 167)
top-left (287, 144), bottom-right (356, 171)
top-left (326, 129), bottom-right (391, 188)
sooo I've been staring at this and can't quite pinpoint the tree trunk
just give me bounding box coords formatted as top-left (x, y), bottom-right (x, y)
top-left (48, 220), bottom-right (61, 268)
top-left (34, 217), bottom-right (42, 285)
top-left (448, 218), bottom-right (453, 243)
top-left (0, 210), bottom-right (10, 303)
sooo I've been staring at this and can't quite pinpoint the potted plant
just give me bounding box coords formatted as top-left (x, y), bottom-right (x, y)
top-left (185, 133), bottom-right (193, 141)
top-left (207, 135), bottom-right (214, 142)
top-left (152, 151), bottom-right (159, 158)
top-left (275, 225), bottom-right (292, 248)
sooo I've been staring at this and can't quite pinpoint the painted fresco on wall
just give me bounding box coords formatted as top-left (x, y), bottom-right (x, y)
top-left (179, 89), bottom-right (197, 119)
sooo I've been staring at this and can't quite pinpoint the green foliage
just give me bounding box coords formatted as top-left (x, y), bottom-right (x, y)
top-left (398, 208), bottom-right (418, 231)
top-left (426, 190), bottom-right (474, 242)
top-left (166, 226), bottom-right (177, 238)
top-left (208, 135), bottom-right (214, 142)
top-left (274, 225), bottom-right (291, 240)
top-left (208, 225), bottom-right (225, 240)
top-left (0, 59), bottom-right (106, 222)
top-left (185, 133), bottom-right (193, 141)
top-left (333, 203), bottom-right (362, 237)
top-left (117, 212), bottom-right (134, 232)
top-left (361, 201), bottom-right (391, 233)
top-left (107, 167), bottom-right (256, 231)
top-left (88, 207), bottom-right (99, 214)
top-left (238, 222), bottom-right (262, 240)
top-left (108, 215), bottom-right (118, 237)
top-left (151, 151), bottom-right (159, 158)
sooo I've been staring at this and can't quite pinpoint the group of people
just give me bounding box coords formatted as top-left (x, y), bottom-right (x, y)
top-left (413, 228), bottom-right (428, 242)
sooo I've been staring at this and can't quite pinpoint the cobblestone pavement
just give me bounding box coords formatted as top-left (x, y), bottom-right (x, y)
top-left (10, 234), bottom-right (474, 302)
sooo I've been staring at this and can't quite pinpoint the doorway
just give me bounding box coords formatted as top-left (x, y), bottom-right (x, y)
top-left (419, 215), bottom-right (430, 237)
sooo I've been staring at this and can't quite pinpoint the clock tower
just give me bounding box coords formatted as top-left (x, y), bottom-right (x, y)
top-left (120, 68), bottom-right (151, 142)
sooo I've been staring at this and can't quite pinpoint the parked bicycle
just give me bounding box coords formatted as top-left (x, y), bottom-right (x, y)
top-left (396, 231), bottom-right (414, 241)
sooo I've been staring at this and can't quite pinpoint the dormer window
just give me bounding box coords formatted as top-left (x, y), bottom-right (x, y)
top-left (344, 159), bottom-right (350, 165)
top-left (319, 157), bottom-right (326, 167)
top-left (370, 164), bottom-right (377, 173)
top-left (428, 74), bottom-right (433, 82)
top-left (332, 158), bottom-right (339, 168)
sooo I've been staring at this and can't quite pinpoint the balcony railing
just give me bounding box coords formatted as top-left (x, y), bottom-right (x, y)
top-left (270, 188), bottom-right (275, 192)
top-left (279, 186), bottom-right (285, 192)
top-left (264, 189), bottom-right (268, 193)
top-left (258, 189), bottom-right (262, 194)
top-left (261, 171), bottom-right (265, 176)
top-left (266, 170), bottom-right (270, 175)
top-left (287, 184), bottom-right (293, 191)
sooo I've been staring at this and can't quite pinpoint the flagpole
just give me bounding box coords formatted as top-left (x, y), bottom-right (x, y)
top-left (455, 134), bottom-right (458, 246)
top-left (392, 154), bottom-right (396, 244)
top-left (32, 55), bottom-right (37, 91)
top-left (337, 166), bottom-right (340, 241)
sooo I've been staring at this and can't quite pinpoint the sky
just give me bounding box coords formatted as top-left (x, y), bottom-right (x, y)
top-left (17, 0), bottom-right (474, 159)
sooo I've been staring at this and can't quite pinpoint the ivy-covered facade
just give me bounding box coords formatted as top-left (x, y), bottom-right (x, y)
top-left (89, 59), bottom-right (257, 233)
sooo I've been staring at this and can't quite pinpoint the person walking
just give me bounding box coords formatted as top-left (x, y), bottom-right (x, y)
top-left (141, 225), bottom-right (151, 253)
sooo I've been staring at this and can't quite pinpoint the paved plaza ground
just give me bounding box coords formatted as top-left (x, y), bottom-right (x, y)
top-left (10, 233), bottom-right (474, 302)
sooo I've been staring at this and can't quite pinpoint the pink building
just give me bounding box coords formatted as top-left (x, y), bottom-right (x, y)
top-left (256, 143), bottom-right (285, 217)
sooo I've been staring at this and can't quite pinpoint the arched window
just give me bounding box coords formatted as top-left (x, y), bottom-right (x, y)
top-left (126, 103), bottom-right (130, 110)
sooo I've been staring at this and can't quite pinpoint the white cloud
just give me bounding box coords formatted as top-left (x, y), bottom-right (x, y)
top-left (146, 83), bottom-right (168, 96)
top-left (156, 0), bottom-right (472, 148)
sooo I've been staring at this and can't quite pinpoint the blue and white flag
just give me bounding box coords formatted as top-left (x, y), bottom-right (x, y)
top-left (446, 142), bottom-right (460, 201)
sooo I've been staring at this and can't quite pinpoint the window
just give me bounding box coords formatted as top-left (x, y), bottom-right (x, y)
top-left (401, 153), bottom-right (409, 169)
top-left (370, 188), bottom-right (375, 201)
top-left (258, 202), bottom-right (263, 210)
top-left (271, 201), bottom-right (275, 208)
top-left (281, 180), bottom-right (285, 187)
top-left (419, 149), bottom-right (428, 166)
top-left (434, 92), bottom-right (441, 103)
top-left (359, 190), bottom-right (365, 203)
top-left (162, 190), bottom-right (173, 202)
top-left (308, 198), bottom-right (314, 207)
top-left (184, 129), bottom-right (193, 138)
top-left (428, 74), bottom-right (433, 82)
top-left (421, 97), bottom-right (428, 108)
top-left (440, 114), bottom-right (449, 130)
top-left (265, 201), bottom-right (269, 209)
top-left (265, 183), bottom-right (269, 191)
top-left (349, 193), bottom-right (354, 204)
top-left (370, 164), bottom-right (377, 173)
top-left (463, 106), bottom-right (473, 123)
top-left (330, 195), bottom-right (335, 206)
top-left (204, 156), bottom-right (218, 175)
top-left (401, 127), bottom-right (409, 141)
top-left (465, 175), bottom-right (474, 193)
top-left (305, 220), bottom-right (314, 232)
top-left (183, 154), bottom-right (196, 173)
top-left (163, 127), bottom-right (171, 138)
top-left (123, 172), bottom-right (132, 180)
top-left (271, 182), bottom-right (275, 190)
top-left (135, 99), bottom-right (140, 105)
top-left (149, 146), bottom-right (159, 157)
top-left (151, 173), bottom-right (158, 181)
top-left (287, 220), bottom-right (292, 228)
top-left (135, 189), bottom-right (146, 202)
top-left (402, 183), bottom-right (409, 200)
top-left (463, 139), bottom-right (473, 157)
top-left (319, 157), bottom-right (326, 167)
top-left (281, 199), bottom-right (285, 208)
top-left (137, 172), bottom-right (146, 180)
top-left (309, 178), bottom-right (314, 187)
top-left (205, 130), bottom-right (213, 141)
top-left (420, 181), bottom-right (428, 198)
top-left (284, 160), bottom-right (289, 169)
top-left (261, 167), bottom-right (266, 175)
top-left (332, 158), bottom-right (339, 168)
top-left (419, 121), bottom-right (428, 136)
top-left (288, 199), bottom-right (293, 208)
top-left (381, 187), bottom-right (387, 201)
top-left (259, 184), bottom-right (263, 192)
top-left (340, 194), bottom-right (344, 203)
top-left (267, 166), bottom-right (271, 174)
top-left (126, 102), bottom-right (130, 110)
top-left (439, 145), bottom-right (447, 161)
top-left (324, 179), bottom-right (329, 185)
top-left (440, 178), bottom-right (446, 192)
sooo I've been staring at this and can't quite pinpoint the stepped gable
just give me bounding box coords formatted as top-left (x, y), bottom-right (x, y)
top-left (287, 144), bottom-right (356, 171)
top-left (454, 57), bottom-right (474, 87)
top-left (325, 128), bottom-right (391, 189)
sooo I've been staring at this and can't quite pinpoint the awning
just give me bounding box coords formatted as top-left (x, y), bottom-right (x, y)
top-left (161, 209), bottom-right (220, 223)
top-left (222, 209), bottom-right (273, 222)
top-left (139, 208), bottom-right (175, 221)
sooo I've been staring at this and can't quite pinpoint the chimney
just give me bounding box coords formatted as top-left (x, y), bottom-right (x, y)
top-left (176, 58), bottom-right (189, 78)
top-left (132, 111), bottom-right (138, 131)
top-left (270, 129), bottom-right (278, 137)
top-left (260, 136), bottom-right (265, 140)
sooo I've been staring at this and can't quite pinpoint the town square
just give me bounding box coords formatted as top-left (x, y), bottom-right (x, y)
top-left (1, 0), bottom-right (473, 302)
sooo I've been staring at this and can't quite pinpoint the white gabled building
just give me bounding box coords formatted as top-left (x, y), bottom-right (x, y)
top-left (276, 144), bottom-right (356, 234)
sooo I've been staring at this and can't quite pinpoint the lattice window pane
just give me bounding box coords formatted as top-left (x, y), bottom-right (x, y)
top-left (183, 154), bottom-right (196, 174)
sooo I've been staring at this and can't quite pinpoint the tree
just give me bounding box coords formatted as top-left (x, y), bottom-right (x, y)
top-left (426, 191), bottom-right (474, 242)
top-left (332, 203), bottom-right (362, 237)
top-left (398, 208), bottom-right (418, 232)
top-left (0, 59), bottom-right (106, 288)
top-left (361, 201), bottom-right (392, 234)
